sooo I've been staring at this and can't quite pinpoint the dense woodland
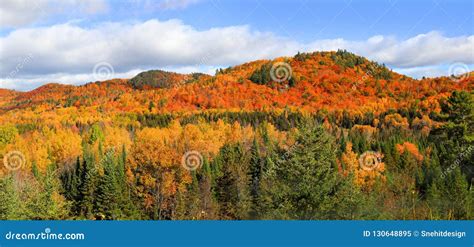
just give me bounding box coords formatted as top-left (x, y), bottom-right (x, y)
top-left (0, 51), bottom-right (473, 220)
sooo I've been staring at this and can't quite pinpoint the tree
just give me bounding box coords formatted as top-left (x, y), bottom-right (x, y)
top-left (214, 144), bottom-right (251, 219)
top-left (95, 150), bottom-right (120, 219)
top-left (261, 122), bottom-right (361, 219)
top-left (88, 124), bottom-right (105, 145)
top-left (77, 145), bottom-right (97, 218)
top-left (62, 157), bottom-right (82, 215)
top-left (427, 166), bottom-right (473, 219)
top-left (36, 163), bottom-right (70, 219)
top-left (0, 125), bottom-right (18, 147)
top-left (248, 137), bottom-right (263, 218)
top-left (0, 176), bottom-right (20, 219)
top-left (430, 91), bottom-right (473, 180)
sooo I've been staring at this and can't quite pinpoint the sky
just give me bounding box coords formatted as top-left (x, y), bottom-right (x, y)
top-left (0, 0), bottom-right (473, 91)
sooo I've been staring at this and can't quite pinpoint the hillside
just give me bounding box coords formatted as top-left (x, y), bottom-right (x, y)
top-left (129, 70), bottom-right (210, 89)
top-left (1, 50), bottom-right (472, 116)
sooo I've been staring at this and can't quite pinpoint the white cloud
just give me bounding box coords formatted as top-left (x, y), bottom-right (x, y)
top-left (393, 64), bottom-right (474, 79)
top-left (0, 19), bottom-right (298, 77)
top-left (0, 69), bottom-right (144, 91)
top-left (0, 18), bottom-right (473, 90)
top-left (305, 32), bottom-right (474, 68)
top-left (0, 0), bottom-right (47, 28)
top-left (0, 0), bottom-right (108, 28)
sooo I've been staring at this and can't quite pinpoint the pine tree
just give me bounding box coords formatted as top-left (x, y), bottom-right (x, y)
top-left (0, 176), bottom-right (19, 219)
top-left (199, 159), bottom-right (216, 219)
top-left (61, 157), bottom-right (82, 215)
top-left (78, 145), bottom-right (97, 218)
top-left (175, 171), bottom-right (201, 219)
top-left (115, 145), bottom-right (141, 219)
top-left (214, 144), bottom-right (250, 219)
top-left (40, 163), bottom-right (70, 219)
top-left (261, 122), bottom-right (361, 219)
top-left (430, 91), bottom-right (473, 179)
top-left (248, 137), bottom-right (263, 218)
top-left (95, 151), bottom-right (120, 219)
top-left (445, 168), bottom-right (472, 219)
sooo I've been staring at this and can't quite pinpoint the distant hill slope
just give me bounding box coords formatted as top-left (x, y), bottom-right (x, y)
top-left (0, 50), bottom-right (472, 114)
top-left (129, 70), bottom-right (210, 89)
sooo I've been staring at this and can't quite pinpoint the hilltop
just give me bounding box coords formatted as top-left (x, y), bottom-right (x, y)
top-left (0, 50), bottom-right (472, 115)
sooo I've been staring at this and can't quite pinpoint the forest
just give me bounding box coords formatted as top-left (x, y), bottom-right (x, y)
top-left (0, 50), bottom-right (473, 220)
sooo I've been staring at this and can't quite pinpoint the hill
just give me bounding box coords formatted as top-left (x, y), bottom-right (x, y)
top-left (1, 50), bottom-right (471, 115)
top-left (129, 70), bottom-right (210, 89)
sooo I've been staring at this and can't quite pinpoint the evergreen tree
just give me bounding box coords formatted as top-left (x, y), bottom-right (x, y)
top-left (175, 171), bottom-right (201, 219)
top-left (95, 151), bottom-right (120, 219)
top-left (214, 144), bottom-right (251, 219)
top-left (261, 122), bottom-right (361, 219)
top-left (39, 163), bottom-right (70, 219)
top-left (248, 137), bottom-right (263, 218)
top-left (430, 91), bottom-right (474, 180)
top-left (78, 145), bottom-right (97, 218)
top-left (0, 176), bottom-right (19, 219)
top-left (427, 166), bottom-right (473, 219)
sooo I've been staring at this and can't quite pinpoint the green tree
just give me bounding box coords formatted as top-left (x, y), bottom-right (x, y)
top-left (427, 166), bottom-right (473, 219)
top-left (95, 150), bottom-right (120, 219)
top-left (0, 176), bottom-right (20, 219)
top-left (248, 137), bottom-right (263, 218)
top-left (0, 125), bottom-right (18, 147)
top-left (214, 144), bottom-right (251, 219)
top-left (430, 91), bottom-right (473, 180)
top-left (78, 146), bottom-right (97, 218)
top-left (261, 122), bottom-right (361, 219)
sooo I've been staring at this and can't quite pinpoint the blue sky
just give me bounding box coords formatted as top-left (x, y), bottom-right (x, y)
top-left (1, 0), bottom-right (473, 90)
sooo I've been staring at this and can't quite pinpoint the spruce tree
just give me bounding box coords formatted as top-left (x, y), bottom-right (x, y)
top-left (262, 122), bottom-right (360, 219)
top-left (95, 151), bottom-right (119, 219)
top-left (248, 136), bottom-right (263, 218)
top-left (78, 145), bottom-right (97, 218)
top-left (214, 144), bottom-right (250, 219)
top-left (0, 176), bottom-right (19, 219)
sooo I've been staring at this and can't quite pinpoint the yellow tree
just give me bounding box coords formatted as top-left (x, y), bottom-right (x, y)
top-left (340, 142), bottom-right (385, 191)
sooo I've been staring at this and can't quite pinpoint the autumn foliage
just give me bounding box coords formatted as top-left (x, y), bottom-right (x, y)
top-left (0, 50), bottom-right (473, 220)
